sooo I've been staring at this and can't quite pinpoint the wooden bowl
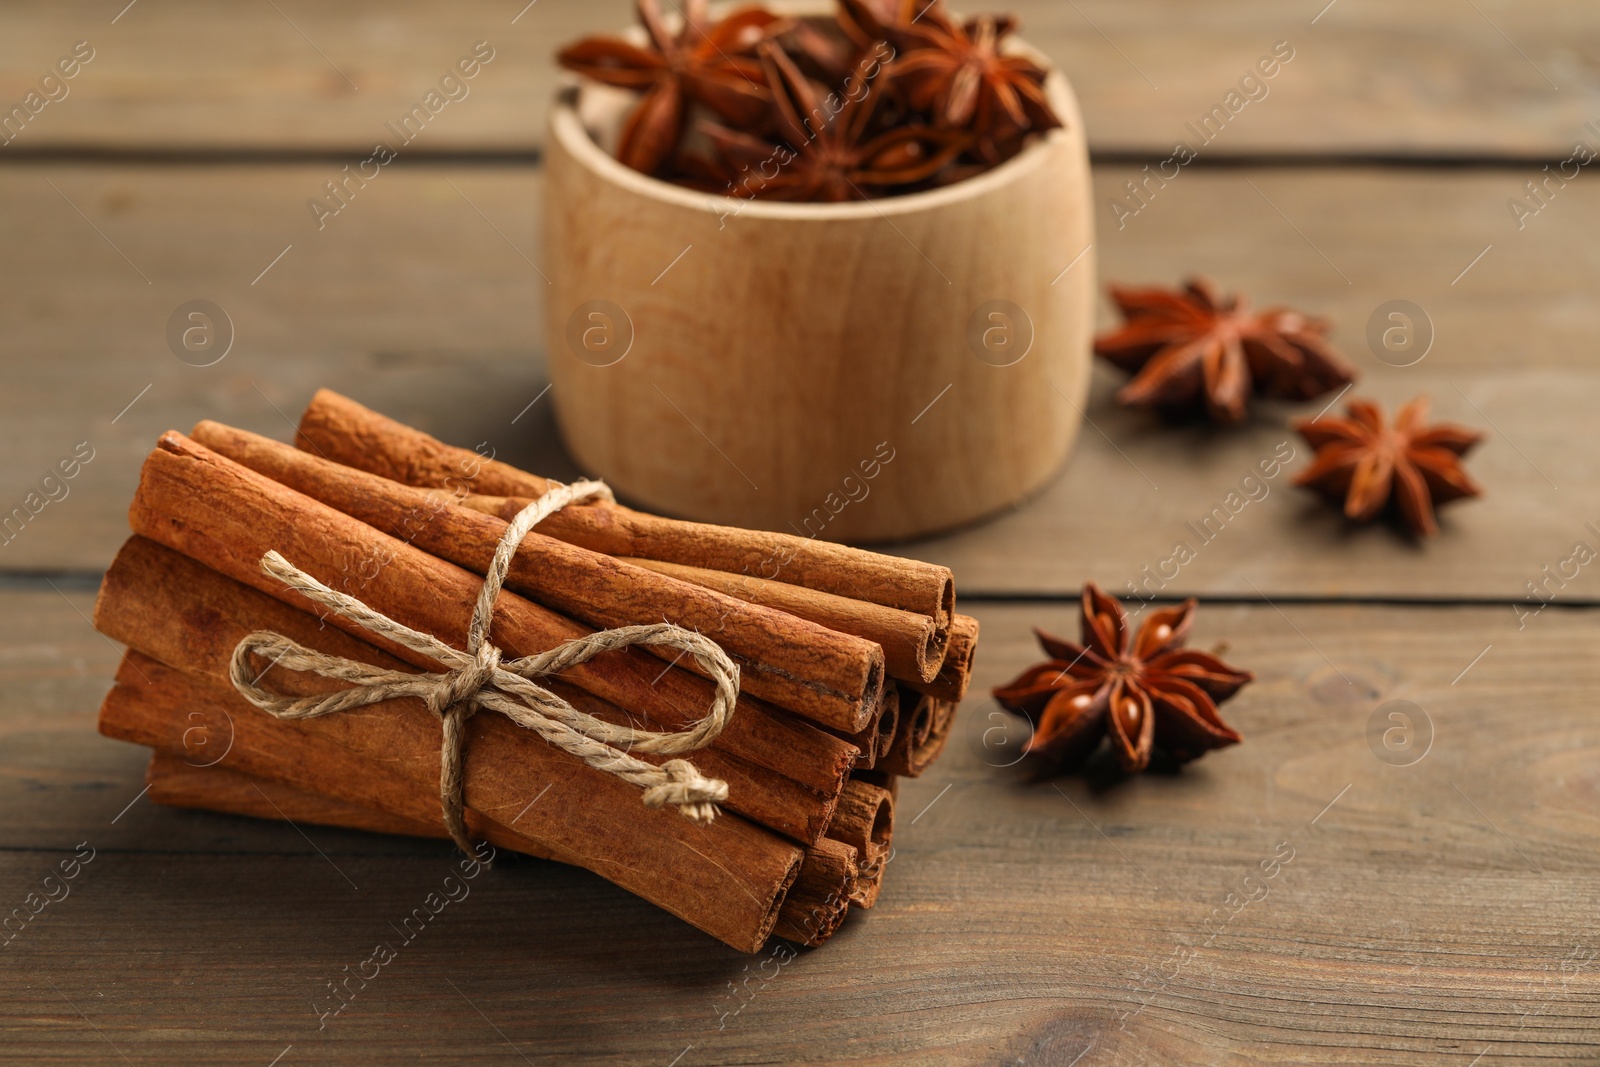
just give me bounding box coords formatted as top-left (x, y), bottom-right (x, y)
top-left (544, 40), bottom-right (1094, 543)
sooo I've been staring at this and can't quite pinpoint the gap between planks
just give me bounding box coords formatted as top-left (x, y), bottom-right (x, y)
top-left (5, 569), bottom-right (1592, 610)
top-left (0, 148), bottom-right (1568, 170)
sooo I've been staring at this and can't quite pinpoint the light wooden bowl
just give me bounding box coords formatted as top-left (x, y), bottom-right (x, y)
top-left (544, 33), bottom-right (1094, 543)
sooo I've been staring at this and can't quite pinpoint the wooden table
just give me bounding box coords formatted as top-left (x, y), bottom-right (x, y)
top-left (3, 2), bottom-right (1597, 1063)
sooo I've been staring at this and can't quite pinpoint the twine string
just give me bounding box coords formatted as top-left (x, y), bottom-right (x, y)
top-left (227, 479), bottom-right (738, 855)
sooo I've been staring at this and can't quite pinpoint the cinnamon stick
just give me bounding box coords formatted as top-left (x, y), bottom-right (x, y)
top-left (616, 555), bottom-right (946, 684)
top-left (95, 535), bottom-right (837, 845)
top-left (146, 752), bottom-right (445, 841)
top-left (125, 434), bottom-right (858, 806)
top-left (297, 389), bottom-right (955, 623)
top-left (826, 780), bottom-right (894, 910)
top-left (824, 780), bottom-right (893, 864)
top-left (189, 420), bottom-right (884, 733)
top-left (146, 750), bottom-right (861, 948)
top-left (771, 838), bottom-right (857, 947)
top-left (102, 650), bottom-right (800, 952)
top-left (297, 388), bottom-right (560, 500)
top-left (878, 695), bottom-right (958, 778)
top-left (831, 682), bottom-right (899, 770)
top-left (851, 848), bottom-right (889, 910)
top-left (900, 613), bottom-right (979, 702)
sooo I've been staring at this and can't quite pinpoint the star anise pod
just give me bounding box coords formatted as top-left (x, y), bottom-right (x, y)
top-left (878, 7), bottom-right (1062, 159)
top-left (836, 0), bottom-right (941, 50)
top-left (699, 40), bottom-right (967, 202)
top-left (556, 0), bottom-right (785, 175)
top-left (993, 583), bottom-right (1250, 773)
top-left (1094, 277), bottom-right (1358, 424)
top-left (1293, 396), bottom-right (1484, 537)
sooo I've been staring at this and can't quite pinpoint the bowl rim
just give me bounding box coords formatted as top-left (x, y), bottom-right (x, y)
top-left (549, 58), bottom-right (1076, 221)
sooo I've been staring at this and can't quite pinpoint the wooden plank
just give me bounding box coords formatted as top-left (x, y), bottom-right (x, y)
top-left (0, 163), bottom-right (1591, 602)
top-left (3, 593), bottom-right (1596, 1063)
top-left (0, 1), bottom-right (1594, 157)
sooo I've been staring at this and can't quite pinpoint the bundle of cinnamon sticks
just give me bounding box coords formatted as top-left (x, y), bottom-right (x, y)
top-left (94, 390), bottom-right (976, 952)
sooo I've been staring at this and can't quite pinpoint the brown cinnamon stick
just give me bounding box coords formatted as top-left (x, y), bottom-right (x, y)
top-left (824, 780), bottom-right (893, 864)
top-left (147, 750), bottom-right (861, 947)
top-left (188, 420), bottom-right (884, 733)
top-left (146, 752), bottom-right (446, 841)
top-left (900, 613), bottom-right (979, 703)
top-left (95, 535), bottom-right (836, 845)
top-left (102, 651), bottom-right (800, 952)
top-left (871, 684), bottom-right (899, 765)
top-left (771, 837), bottom-right (857, 947)
top-left (602, 556), bottom-right (947, 684)
top-left (297, 389), bottom-right (955, 623)
top-left (125, 434), bottom-right (858, 805)
top-left (878, 695), bottom-right (958, 778)
top-left (297, 388), bottom-right (560, 499)
top-left (824, 780), bottom-right (893, 909)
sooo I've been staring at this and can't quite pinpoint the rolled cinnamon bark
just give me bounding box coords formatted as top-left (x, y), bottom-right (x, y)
top-left (824, 780), bottom-right (893, 909)
top-left (598, 556), bottom-right (947, 684)
top-left (824, 780), bottom-right (893, 863)
top-left (871, 684), bottom-right (899, 765)
top-left (879, 692), bottom-right (937, 776)
top-left (900, 614), bottom-right (979, 703)
top-left (146, 752), bottom-right (446, 841)
top-left (771, 837), bottom-right (857, 947)
top-left (126, 434), bottom-right (858, 803)
top-left (297, 390), bottom-right (955, 623)
top-left (95, 535), bottom-right (836, 845)
top-left (851, 847), bottom-right (889, 910)
top-left (878, 695), bottom-right (958, 778)
top-left (834, 682), bottom-right (898, 770)
top-left (101, 651), bottom-right (801, 953)
top-left (189, 421), bottom-right (885, 732)
top-left (297, 388), bottom-right (559, 499)
top-left (147, 751), bottom-right (861, 948)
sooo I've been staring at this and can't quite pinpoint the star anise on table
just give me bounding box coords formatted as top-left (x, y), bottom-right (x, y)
top-left (699, 41), bottom-right (967, 201)
top-left (1293, 396), bottom-right (1484, 538)
top-left (993, 583), bottom-right (1251, 774)
top-left (1094, 277), bottom-right (1358, 424)
top-left (556, 0), bottom-right (786, 175)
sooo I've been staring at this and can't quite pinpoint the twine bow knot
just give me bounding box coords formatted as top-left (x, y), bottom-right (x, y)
top-left (228, 479), bottom-right (737, 855)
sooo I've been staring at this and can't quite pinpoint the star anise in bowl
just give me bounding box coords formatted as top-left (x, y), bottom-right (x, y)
top-left (1093, 277), bottom-right (1358, 424)
top-left (556, 0), bottom-right (1066, 200)
top-left (556, 0), bottom-right (786, 175)
top-left (993, 583), bottom-right (1251, 774)
top-left (698, 42), bottom-right (967, 202)
top-left (860, 3), bottom-right (1061, 163)
top-left (1293, 396), bottom-right (1485, 537)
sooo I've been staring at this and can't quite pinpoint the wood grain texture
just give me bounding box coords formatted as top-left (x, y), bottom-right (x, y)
top-left (3, 592), bottom-right (1597, 1063)
top-left (2, 1), bottom-right (1596, 156)
top-left (0, 164), bottom-right (1593, 597)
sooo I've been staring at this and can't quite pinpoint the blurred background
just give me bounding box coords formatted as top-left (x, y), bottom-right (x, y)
top-left (1, 0), bottom-right (1595, 585)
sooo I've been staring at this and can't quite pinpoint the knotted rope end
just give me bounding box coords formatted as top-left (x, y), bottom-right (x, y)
top-left (642, 759), bottom-right (728, 824)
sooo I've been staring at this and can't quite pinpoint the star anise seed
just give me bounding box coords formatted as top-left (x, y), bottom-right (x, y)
top-left (1094, 277), bottom-right (1358, 424)
top-left (1293, 396), bottom-right (1484, 538)
top-left (993, 583), bottom-right (1250, 773)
